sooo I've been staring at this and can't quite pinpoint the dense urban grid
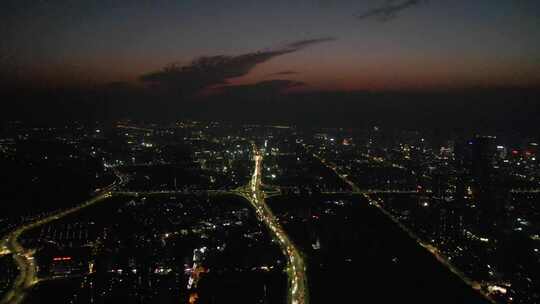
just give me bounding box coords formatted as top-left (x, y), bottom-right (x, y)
top-left (1, 121), bottom-right (538, 304)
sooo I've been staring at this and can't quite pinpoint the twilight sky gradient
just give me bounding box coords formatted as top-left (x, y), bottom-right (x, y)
top-left (2, 0), bottom-right (540, 91)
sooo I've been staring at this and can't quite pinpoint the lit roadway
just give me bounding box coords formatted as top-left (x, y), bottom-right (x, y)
top-left (239, 147), bottom-right (308, 304)
top-left (311, 152), bottom-right (496, 304)
top-left (115, 146), bottom-right (309, 304)
top-left (0, 176), bottom-right (123, 304)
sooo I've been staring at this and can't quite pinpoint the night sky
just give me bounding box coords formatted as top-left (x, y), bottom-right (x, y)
top-left (2, 0), bottom-right (539, 91)
top-left (1, 1), bottom-right (540, 131)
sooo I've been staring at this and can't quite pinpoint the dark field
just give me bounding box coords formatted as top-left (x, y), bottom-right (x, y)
top-left (267, 194), bottom-right (490, 304)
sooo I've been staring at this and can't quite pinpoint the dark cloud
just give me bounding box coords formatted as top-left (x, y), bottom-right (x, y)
top-left (219, 79), bottom-right (305, 95)
top-left (139, 37), bottom-right (334, 96)
top-left (285, 37), bottom-right (336, 49)
top-left (267, 70), bottom-right (299, 77)
top-left (356, 0), bottom-right (425, 22)
top-left (139, 49), bottom-right (292, 94)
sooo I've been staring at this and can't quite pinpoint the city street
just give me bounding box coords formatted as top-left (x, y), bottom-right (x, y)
top-left (0, 181), bottom-right (119, 304)
top-left (311, 151), bottom-right (495, 304)
top-left (240, 147), bottom-right (308, 304)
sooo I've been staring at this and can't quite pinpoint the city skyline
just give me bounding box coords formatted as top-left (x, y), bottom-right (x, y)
top-left (1, 120), bottom-right (538, 303)
top-left (2, 2), bottom-right (540, 304)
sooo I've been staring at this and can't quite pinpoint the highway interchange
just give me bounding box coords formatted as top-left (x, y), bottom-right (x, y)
top-left (1, 149), bottom-right (308, 304)
top-left (1, 143), bottom-right (496, 304)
